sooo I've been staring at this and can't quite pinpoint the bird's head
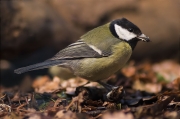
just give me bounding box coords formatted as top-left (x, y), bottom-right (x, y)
top-left (110, 18), bottom-right (150, 43)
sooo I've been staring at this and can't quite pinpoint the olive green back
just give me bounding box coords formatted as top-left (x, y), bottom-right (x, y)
top-left (81, 23), bottom-right (122, 56)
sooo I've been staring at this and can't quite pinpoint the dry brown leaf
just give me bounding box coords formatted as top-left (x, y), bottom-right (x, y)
top-left (121, 66), bottom-right (136, 78)
top-left (35, 77), bottom-right (61, 93)
top-left (32, 76), bottom-right (51, 88)
top-left (133, 80), bottom-right (162, 93)
top-left (55, 110), bottom-right (80, 119)
top-left (102, 111), bottom-right (134, 119)
top-left (164, 111), bottom-right (179, 119)
top-left (152, 60), bottom-right (180, 82)
top-left (172, 77), bottom-right (180, 90)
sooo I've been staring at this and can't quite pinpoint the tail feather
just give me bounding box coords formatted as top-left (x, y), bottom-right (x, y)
top-left (14, 60), bottom-right (65, 74)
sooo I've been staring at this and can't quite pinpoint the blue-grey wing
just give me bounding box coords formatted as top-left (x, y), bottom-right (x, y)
top-left (48, 40), bottom-right (110, 60)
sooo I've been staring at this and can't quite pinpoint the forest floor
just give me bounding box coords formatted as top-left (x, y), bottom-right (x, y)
top-left (0, 60), bottom-right (180, 119)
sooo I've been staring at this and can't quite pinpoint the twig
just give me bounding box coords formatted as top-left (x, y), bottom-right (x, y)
top-left (16, 103), bottom-right (28, 114)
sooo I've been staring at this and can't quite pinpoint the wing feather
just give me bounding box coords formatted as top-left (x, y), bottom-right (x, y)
top-left (48, 40), bottom-right (107, 60)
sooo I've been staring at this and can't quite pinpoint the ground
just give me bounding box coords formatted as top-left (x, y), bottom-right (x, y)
top-left (0, 60), bottom-right (180, 119)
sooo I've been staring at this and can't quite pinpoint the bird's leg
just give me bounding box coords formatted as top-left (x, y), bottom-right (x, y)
top-left (79, 81), bottom-right (90, 87)
top-left (97, 80), bottom-right (125, 102)
top-left (97, 81), bottom-right (117, 91)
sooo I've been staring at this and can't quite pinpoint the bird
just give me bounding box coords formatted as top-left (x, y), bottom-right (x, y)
top-left (14, 18), bottom-right (150, 84)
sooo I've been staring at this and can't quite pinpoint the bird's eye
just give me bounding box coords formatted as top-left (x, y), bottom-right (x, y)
top-left (128, 28), bottom-right (133, 32)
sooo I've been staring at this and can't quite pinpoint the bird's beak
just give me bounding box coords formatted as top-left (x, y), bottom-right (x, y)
top-left (137, 34), bottom-right (150, 42)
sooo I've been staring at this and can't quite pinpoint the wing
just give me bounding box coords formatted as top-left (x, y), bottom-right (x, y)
top-left (15, 39), bottom-right (114, 74)
top-left (48, 40), bottom-right (111, 61)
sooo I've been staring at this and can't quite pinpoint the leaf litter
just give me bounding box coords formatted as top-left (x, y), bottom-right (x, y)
top-left (0, 60), bottom-right (180, 119)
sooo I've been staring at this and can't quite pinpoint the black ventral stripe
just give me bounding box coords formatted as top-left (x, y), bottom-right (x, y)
top-left (126, 38), bottom-right (139, 51)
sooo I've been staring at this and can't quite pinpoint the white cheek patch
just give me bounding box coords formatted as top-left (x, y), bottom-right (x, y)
top-left (114, 24), bottom-right (136, 41)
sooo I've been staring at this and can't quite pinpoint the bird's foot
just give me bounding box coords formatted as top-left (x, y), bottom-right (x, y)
top-left (97, 81), bottom-right (125, 102)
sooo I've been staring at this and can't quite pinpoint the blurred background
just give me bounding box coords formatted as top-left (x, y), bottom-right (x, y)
top-left (1, 0), bottom-right (180, 87)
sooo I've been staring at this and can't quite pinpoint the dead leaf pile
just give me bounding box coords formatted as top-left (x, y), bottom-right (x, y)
top-left (0, 60), bottom-right (180, 119)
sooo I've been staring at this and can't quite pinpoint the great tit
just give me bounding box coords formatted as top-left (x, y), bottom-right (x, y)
top-left (14, 18), bottom-right (150, 82)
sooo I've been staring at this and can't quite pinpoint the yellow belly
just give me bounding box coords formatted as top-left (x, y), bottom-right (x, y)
top-left (74, 42), bottom-right (132, 81)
